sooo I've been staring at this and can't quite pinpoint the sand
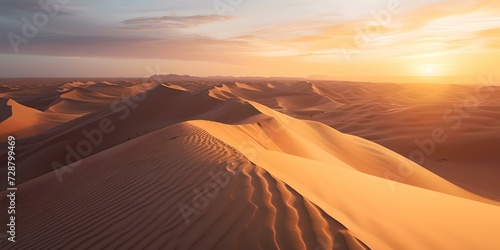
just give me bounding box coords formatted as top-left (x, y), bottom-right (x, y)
top-left (0, 78), bottom-right (499, 249)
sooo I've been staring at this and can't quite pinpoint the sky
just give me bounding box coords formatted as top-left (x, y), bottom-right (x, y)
top-left (0, 0), bottom-right (499, 82)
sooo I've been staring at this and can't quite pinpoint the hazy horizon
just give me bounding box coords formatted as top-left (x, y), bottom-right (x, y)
top-left (0, 74), bottom-right (497, 86)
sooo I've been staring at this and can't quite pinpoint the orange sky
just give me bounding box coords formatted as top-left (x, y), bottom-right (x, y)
top-left (0, 0), bottom-right (499, 83)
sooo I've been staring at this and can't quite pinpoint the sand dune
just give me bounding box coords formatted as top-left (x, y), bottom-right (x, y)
top-left (0, 82), bottom-right (154, 140)
top-left (191, 101), bottom-right (497, 205)
top-left (207, 81), bottom-right (344, 116)
top-left (2, 84), bottom-right (68, 111)
top-left (0, 99), bottom-right (78, 140)
top-left (47, 88), bottom-right (120, 115)
top-left (1, 85), bottom-right (267, 186)
top-left (199, 80), bottom-right (500, 201)
top-left (189, 102), bottom-right (500, 249)
top-left (0, 123), bottom-right (359, 249)
top-left (0, 78), bottom-right (499, 249)
top-left (0, 98), bottom-right (12, 122)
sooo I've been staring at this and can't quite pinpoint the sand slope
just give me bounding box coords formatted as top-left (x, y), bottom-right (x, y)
top-left (201, 81), bottom-right (500, 201)
top-left (1, 79), bottom-right (499, 249)
top-left (0, 99), bottom-right (78, 139)
top-left (0, 81), bottom-right (154, 140)
top-left (0, 123), bottom-right (362, 249)
top-left (189, 101), bottom-right (500, 249)
top-left (0, 85), bottom-right (267, 188)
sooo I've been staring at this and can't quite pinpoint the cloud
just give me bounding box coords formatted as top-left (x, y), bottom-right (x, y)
top-left (477, 27), bottom-right (500, 37)
top-left (121, 15), bottom-right (235, 30)
top-left (0, 28), bottom-right (254, 65)
top-left (0, 3), bottom-right (241, 63)
top-left (248, 0), bottom-right (500, 62)
top-left (0, 0), bottom-right (91, 16)
top-left (476, 27), bottom-right (500, 49)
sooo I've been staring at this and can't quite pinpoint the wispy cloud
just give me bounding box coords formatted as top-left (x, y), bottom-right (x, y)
top-left (121, 15), bottom-right (235, 30)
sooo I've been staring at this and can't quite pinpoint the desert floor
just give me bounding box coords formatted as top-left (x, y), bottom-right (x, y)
top-left (1, 77), bottom-right (499, 249)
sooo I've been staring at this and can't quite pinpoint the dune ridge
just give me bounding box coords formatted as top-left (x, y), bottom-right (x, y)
top-left (0, 123), bottom-right (363, 249)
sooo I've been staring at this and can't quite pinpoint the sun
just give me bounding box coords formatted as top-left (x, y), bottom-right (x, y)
top-left (419, 65), bottom-right (438, 76)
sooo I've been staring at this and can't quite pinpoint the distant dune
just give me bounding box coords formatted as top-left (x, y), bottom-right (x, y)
top-left (0, 78), bottom-right (499, 249)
